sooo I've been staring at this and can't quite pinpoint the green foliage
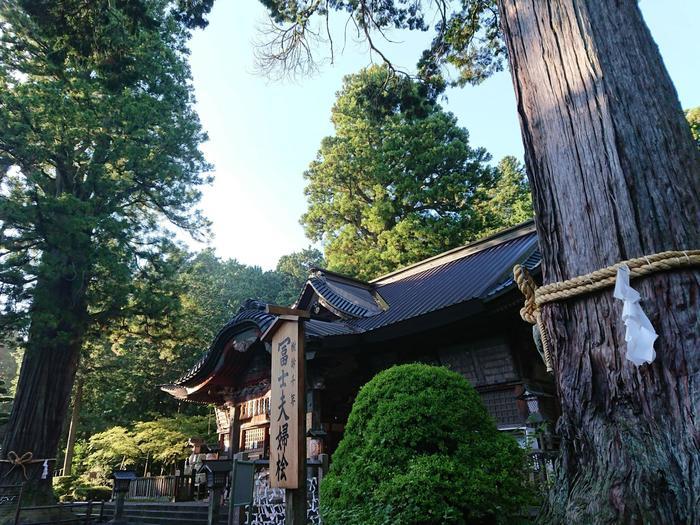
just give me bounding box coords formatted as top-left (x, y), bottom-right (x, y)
top-left (82, 426), bottom-right (139, 479)
top-left (474, 156), bottom-right (533, 235)
top-left (275, 248), bottom-right (325, 305)
top-left (78, 415), bottom-right (215, 481)
top-left (132, 416), bottom-right (214, 468)
top-left (302, 65), bottom-right (530, 280)
top-left (0, 0), bottom-right (212, 474)
top-left (686, 107), bottom-right (700, 150)
top-left (320, 364), bottom-right (533, 525)
top-left (72, 244), bottom-right (318, 440)
top-left (0, 0), bottom-right (211, 327)
top-left (256, 0), bottom-right (502, 90)
top-left (52, 475), bottom-right (77, 501)
top-left (72, 485), bottom-right (113, 502)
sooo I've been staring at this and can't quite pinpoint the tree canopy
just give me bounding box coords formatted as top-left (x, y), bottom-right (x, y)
top-left (0, 0), bottom-right (211, 334)
top-left (275, 247), bottom-right (325, 305)
top-left (0, 0), bottom-right (214, 493)
top-left (77, 415), bottom-right (216, 481)
top-left (301, 65), bottom-right (531, 280)
top-left (70, 246), bottom-right (315, 439)
top-left (254, 0), bottom-right (502, 89)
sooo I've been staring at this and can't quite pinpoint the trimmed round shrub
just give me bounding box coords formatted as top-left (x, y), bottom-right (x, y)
top-left (320, 364), bottom-right (534, 525)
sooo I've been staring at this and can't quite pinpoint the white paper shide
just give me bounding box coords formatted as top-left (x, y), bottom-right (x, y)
top-left (613, 265), bottom-right (657, 366)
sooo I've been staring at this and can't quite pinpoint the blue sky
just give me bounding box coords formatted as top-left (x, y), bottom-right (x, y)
top-left (186, 1), bottom-right (700, 270)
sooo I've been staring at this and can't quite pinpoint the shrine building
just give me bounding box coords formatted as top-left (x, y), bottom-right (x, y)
top-left (160, 220), bottom-right (557, 460)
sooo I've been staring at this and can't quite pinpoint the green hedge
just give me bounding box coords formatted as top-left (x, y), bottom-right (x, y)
top-left (72, 485), bottom-right (113, 502)
top-left (53, 475), bottom-right (77, 501)
top-left (320, 364), bottom-right (534, 524)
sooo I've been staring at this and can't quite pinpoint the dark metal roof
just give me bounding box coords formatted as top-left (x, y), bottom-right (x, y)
top-left (349, 228), bottom-right (538, 332)
top-left (164, 222), bottom-right (541, 395)
top-left (306, 275), bottom-right (383, 318)
top-left (306, 318), bottom-right (359, 338)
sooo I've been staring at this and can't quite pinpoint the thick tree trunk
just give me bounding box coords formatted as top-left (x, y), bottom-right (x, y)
top-left (498, 0), bottom-right (700, 523)
top-left (62, 378), bottom-right (83, 477)
top-left (0, 250), bottom-right (89, 509)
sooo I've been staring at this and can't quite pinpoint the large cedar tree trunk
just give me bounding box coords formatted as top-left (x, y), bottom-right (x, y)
top-left (498, 0), bottom-right (700, 522)
top-left (0, 248), bottom-right (89, 509)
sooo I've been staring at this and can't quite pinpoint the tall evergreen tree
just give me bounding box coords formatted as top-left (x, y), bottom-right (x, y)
top-left (275, 247), bottom-right (324, 305)
top-left (0, 0), bottom-right (210, 502)
top-left (302, 65), bottom-right (498, 280)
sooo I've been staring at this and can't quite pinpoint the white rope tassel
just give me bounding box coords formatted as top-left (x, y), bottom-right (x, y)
top-left (613, 265), bottom-right (657, 366)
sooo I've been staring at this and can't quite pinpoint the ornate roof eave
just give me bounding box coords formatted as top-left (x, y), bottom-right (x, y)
top-left (159, 309), bottom-right (276, 401)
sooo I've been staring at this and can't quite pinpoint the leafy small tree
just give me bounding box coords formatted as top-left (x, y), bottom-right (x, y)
top-left (320, 364), bottom-right (532, 525)
top-left (132, 415), bottom-right (215, 472)
top-left (79, 415), bottom-right (214, 481)
top-left (82, 427), bottom-right (139, 480)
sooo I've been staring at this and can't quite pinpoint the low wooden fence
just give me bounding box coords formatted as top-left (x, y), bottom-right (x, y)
top-left (127, 474), bottom-right (193, 501)
top-left (4, 501), bottom-right (106, 525)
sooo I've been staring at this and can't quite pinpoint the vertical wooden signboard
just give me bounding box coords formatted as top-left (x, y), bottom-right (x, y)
top-left (262, 306), bottom-right (308, 525)
top-left (269, 320), bottom-right (303, 489)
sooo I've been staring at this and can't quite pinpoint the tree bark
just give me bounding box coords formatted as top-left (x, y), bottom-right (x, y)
top-left (0, 248), bottom-right (89, 507)
top-left (498, 0), bottom-right (700, 522)
top-left (62, 378), bottom-right (83, 477)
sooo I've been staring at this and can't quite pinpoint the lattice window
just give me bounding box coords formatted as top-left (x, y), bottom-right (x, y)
top-left (244, 427), bottom-right (265, 450)
top-left (480, 389), bottom-right (523, 427)
top-left (215, 406), bottom-right (231, 434)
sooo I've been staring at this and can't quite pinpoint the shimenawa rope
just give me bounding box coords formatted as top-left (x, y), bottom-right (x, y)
top-left (0, 451), bottom-right (56, 480)
top-left (514, 250), bottom-right (700, 373)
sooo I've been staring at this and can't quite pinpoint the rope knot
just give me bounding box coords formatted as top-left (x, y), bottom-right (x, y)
top-left (513, 249), bottom-right (698, 375)
top-left (513, 264), bottom-right (537, 324)
top-left (513, 264), bottom-right (554, 373)
top-left (2, 451), bottom-right (33, 480)
top-left (1, 452), bottom-right (55, 480)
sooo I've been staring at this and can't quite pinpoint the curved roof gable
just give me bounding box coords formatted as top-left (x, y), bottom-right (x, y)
top-left (297, 270), bottom-right (385, 319)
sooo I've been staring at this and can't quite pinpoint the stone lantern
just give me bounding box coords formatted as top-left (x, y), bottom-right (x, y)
top-left (108, 470), bottom-right (136, 524)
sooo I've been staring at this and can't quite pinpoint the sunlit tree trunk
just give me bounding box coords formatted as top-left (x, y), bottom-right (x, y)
top-left (62, 378), bottom-right (83, 477)
top-left (498, 0), bottom-right (700, 522)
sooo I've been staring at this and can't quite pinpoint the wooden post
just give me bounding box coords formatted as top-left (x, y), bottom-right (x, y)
top-left (228, 404), bottom-right (240, 458)
top-left (207, 486), bottom-right (222, 525)
top-left (287, 318), bottom-right (306, 525)
top-left (111, 492), bottom-right (126, 524)
top-left (262, 306), bottom-right (309, 525)
top-left (227, 451), bottom-right (248, 525)
top-left (62, 378), bottom-right (82, 477)
top-left (318, 453), bottom-right (329, 485)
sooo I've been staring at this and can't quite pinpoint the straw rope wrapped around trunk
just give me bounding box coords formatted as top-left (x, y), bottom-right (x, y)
top-left (514, 250), bottom-right (700, 372)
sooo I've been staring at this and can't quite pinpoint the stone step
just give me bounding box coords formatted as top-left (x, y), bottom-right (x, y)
top-left (76, 502), bottom-right (230, 525)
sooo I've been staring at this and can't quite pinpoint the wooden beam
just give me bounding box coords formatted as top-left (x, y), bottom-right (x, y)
top-left (265, 305), bottom-right (311, 318)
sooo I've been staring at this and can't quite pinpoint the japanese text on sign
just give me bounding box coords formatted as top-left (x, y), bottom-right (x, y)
top-left (270, 323), bottom-right (302, 488)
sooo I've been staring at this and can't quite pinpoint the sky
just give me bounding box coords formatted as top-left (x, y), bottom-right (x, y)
top-left (186, 1), bottom-right (700, 270)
